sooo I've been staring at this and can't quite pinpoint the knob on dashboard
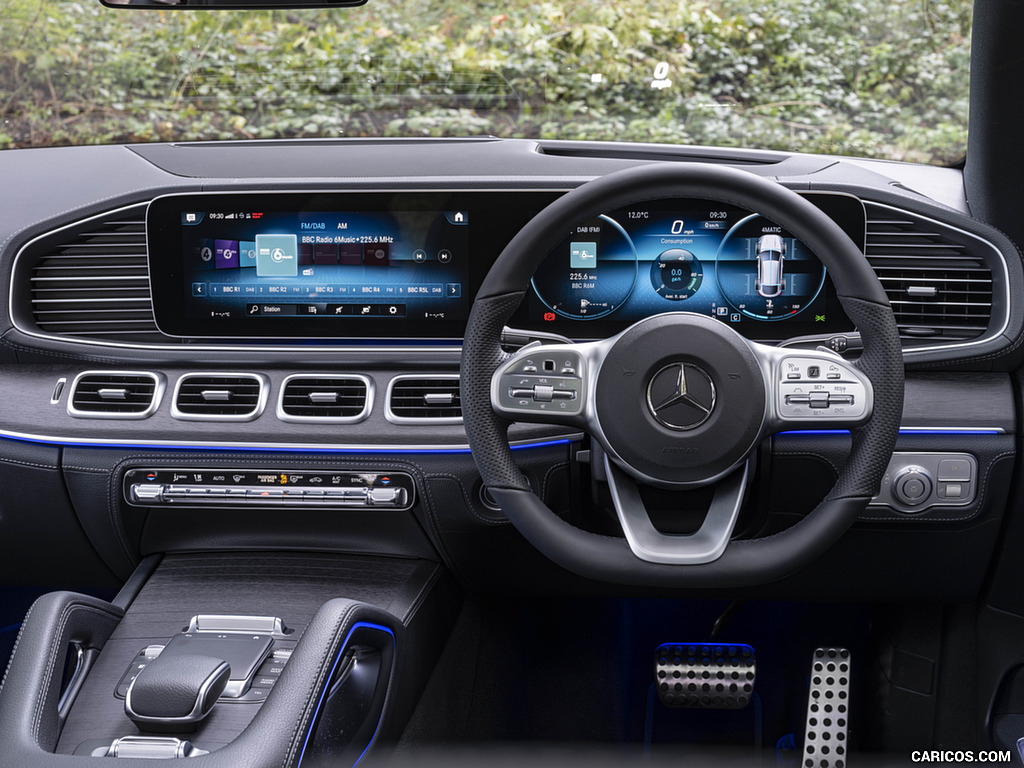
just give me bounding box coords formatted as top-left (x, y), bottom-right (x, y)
top-left (892, 466), bottom-right (933, 508)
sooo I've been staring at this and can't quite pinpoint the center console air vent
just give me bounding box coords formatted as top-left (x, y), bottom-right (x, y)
top-left (18, 205), bottom-right (166, 344)
top-left (864, 202), bottom-right (999, 344)
top-left (68, 371), bottom-right (164, 419)
top-left (386, 375), bottom-right (462, 423)
top-left (172, 373), bottom-right (268, 421)
top-left (277, 375), bottom-right (372, 423)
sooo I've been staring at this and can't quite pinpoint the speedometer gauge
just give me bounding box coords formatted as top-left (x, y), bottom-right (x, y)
top-left (530, 215), bottom-right (638, 320)
top-left (714, 214), bottom-right (826, 321)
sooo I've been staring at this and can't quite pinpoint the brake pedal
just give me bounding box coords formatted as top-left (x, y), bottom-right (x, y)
top-left (655, 642), bottom-right (756, 709)
top-left (801, 647), bottom-right (851, 768)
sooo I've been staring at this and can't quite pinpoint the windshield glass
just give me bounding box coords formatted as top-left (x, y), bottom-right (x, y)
top-left (0, 0), bottom-right (971, 164)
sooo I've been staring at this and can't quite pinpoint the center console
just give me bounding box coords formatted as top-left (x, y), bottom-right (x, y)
top-left (0, 552), bottom-right (459, 768)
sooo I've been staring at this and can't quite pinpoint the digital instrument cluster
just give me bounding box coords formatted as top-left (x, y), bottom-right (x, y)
top-left (516, 195), bottom-right (864, 341)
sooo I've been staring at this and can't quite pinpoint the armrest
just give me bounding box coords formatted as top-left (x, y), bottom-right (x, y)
top-left (0, 595), bottom-right (398, 768)
top-left (0, 591), bottom-right (124, 752)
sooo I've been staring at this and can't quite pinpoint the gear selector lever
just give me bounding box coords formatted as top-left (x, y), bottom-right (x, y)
top-left (125, 653), bottom-right (230, 733)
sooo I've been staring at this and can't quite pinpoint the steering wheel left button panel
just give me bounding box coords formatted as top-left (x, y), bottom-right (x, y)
top-left (492, 345), bottom-right (588, 422)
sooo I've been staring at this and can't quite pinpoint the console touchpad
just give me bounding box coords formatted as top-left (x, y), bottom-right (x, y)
top-left (115, 617), bottom-right (285, 702)
top-left (160, 633), bottom-right (273, 698)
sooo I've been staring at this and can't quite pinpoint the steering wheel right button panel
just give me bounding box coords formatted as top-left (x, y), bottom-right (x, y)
top-left (771, 352), bottom-right (872, 428)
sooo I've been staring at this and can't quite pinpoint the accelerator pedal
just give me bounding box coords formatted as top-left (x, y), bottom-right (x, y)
top-left (801, 647), bottom-right (851, 768)
top-left (655, 642), bottom-right (755, 709)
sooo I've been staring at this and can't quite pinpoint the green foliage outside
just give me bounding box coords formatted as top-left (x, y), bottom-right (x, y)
top-left (0, 0), bottom-right (971, 164)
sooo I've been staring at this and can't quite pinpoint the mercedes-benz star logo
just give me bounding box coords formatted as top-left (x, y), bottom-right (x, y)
top-left (646, 362), bottom-right (716, 431)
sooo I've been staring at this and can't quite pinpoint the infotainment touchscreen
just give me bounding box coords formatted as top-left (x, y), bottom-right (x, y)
top-left (147, 192), bottom-right (503, 339)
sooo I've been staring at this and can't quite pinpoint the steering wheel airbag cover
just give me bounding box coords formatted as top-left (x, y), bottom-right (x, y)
top-left (595, 312), bottom-right (766, 486)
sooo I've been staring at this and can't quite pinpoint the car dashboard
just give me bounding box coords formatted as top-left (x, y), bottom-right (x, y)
top-left (0, 137), bottom-right (1017, 602)
top-left (1, 135), bottom-right (1023, 766)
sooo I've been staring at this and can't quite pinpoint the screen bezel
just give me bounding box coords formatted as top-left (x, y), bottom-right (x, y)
top-left (147, 190), bottom-right (863, 342)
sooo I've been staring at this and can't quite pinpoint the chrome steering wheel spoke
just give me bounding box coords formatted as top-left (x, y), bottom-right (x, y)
top-left (604, 453), bottom-right (750, 565)
top-left (748, 341), bottom-right (874, 434)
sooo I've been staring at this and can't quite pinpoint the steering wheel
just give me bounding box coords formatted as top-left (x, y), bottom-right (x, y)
top-left (461, 164), bottom-right (903, 588)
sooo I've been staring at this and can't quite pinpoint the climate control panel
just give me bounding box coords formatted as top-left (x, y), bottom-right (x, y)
top-left (123, 468), bottom-right (415, 510)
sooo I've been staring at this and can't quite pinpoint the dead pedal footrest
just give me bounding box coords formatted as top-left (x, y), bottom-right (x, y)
top-left (655, 642), bottom-right (756, 709)
top-left (801, 647), bottom-right (851, 768)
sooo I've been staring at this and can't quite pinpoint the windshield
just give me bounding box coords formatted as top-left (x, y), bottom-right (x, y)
top-left (0, 0), bottom-right (971, 164)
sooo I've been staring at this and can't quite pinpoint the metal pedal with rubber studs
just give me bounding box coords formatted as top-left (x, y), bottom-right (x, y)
top-left (801, 647), bottom-right (851, 768)
top-left (655, 642), bottom-right (756, 709)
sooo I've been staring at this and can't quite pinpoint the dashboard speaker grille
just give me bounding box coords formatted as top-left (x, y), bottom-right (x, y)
top-left (279, 376), bottom-right (369, 421)
top-left (69, 372), bottom-right (159, 416)
top-left (23, 206), bottom-right (165, 343)
top-left (864, 203), bottom-right (994, 342)
top-left (388, 376), bottom-right (462, 422)
top-left (174, 374), bottom-right (265, 419)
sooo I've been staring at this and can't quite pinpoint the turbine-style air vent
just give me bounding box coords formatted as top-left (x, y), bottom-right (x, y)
top-left (864, 203), bottom-right (996, 343)
top-left (386, 375), bottom-right (462, 423)
top-left (68, 371), bottom-right (163, 419)
top-left (172, 373), bottom-right (267, 421)
top-left (22, 206), bottom-right (164, 343)
top-left (277, 375), bottom-right (372, 422)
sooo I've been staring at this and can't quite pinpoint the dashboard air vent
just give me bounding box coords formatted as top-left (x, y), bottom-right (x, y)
top-left (278, 375), bottom-right (372, 422)
top-left (68, 371), bottom-right (163, 419)
top-left (387, 375), bottom-right (462, 423)
top-left (864, 203), bottom-right (996, 343)
top-left (172, 373), bottom-right (267, 421)
top-left (22, 205), bottom-right (164, 343)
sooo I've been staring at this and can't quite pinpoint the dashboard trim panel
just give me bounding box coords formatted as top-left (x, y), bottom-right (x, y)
top-left (0, 430), bottom-right (583, 453)
top-left (6, 192), bottom-right (1013, 362)
top-left (0, 425), bottom-right (1004, 454)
